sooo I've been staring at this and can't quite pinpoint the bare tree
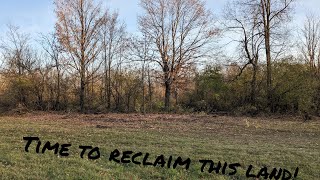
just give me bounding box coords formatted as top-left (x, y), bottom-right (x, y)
top-left (31, 52), bottom-right (50, 110)
top-left (39, 33), bottom-right (64, 110)
top-left (259, 0), bottom-right (294, 111)
top-left (139, 0), bottom-right (217, 111)
top-left (300, 14), bottom-right (320, 73)
top-left (0, 24), bottom-right (35, 106)
top-left (113, 37), bottom-right (129, 111)
top-left (224, 1), bottom-right (264, 105)
top-left (299, 14), bottom-right (320, 115)
top-left (225, 0), bottom-right (294, 111)
top-left (129, 34), bottom-right (155, 114)
top-left (100, 11), bottom-right (126, 110)
top-left (54, 0), bottom-right (107, 112)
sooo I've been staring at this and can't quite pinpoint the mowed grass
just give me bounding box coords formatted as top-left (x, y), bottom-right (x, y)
top-left (0, 113), bottom-right (319, 179)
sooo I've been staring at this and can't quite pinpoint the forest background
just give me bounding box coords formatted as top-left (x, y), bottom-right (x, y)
top-left (0, 0), bottom-right (319, 116)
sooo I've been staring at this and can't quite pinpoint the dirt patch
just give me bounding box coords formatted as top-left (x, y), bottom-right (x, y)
top-left (95, 125), bottom-right (111, 129)
top-left (5, 112), bottom-right (319, 139)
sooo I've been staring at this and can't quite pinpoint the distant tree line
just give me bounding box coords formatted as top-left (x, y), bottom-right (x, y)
top-left (1, 0), bottom-right (320, 116)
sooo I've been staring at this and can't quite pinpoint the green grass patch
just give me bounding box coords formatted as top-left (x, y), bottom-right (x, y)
top-left (0, 114), bottom-right (319, 179)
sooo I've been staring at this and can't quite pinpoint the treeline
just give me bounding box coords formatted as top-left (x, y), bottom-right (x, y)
top-left (0, 0), bottom-right (319, 116)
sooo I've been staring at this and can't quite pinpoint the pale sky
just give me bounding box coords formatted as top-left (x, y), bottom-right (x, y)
top-left (0, 0), bottom-right (319, 40)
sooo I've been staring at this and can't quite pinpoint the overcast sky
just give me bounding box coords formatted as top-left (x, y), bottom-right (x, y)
top-left (0, 0), bottom-right (319, 39)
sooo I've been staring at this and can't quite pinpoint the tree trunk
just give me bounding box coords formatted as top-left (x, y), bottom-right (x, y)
top-left (142, 62), bottom-right (146, 114)
top-left (163, 62), bottom-right (171, 111)
top-left (261, 0), bottom-right (273, 112)
top-left (107, 50), bottom-right (112, 109)
top-left (103, 33), bottom-right (110, 109)
top-left (147, 67), bottom-right (153, 112)
top-left (250, 64), bottom-right (257, 105)
top-left (80, 64), bottom-right (85, 112)
top-left (104, 63), bottom-right (108, 108)
top-left (164, 80), bottom-right (171, 111)
top-left (56, 68), bottom-right (61, 110)
top-left (265, 30), bottom-right (273, 112)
